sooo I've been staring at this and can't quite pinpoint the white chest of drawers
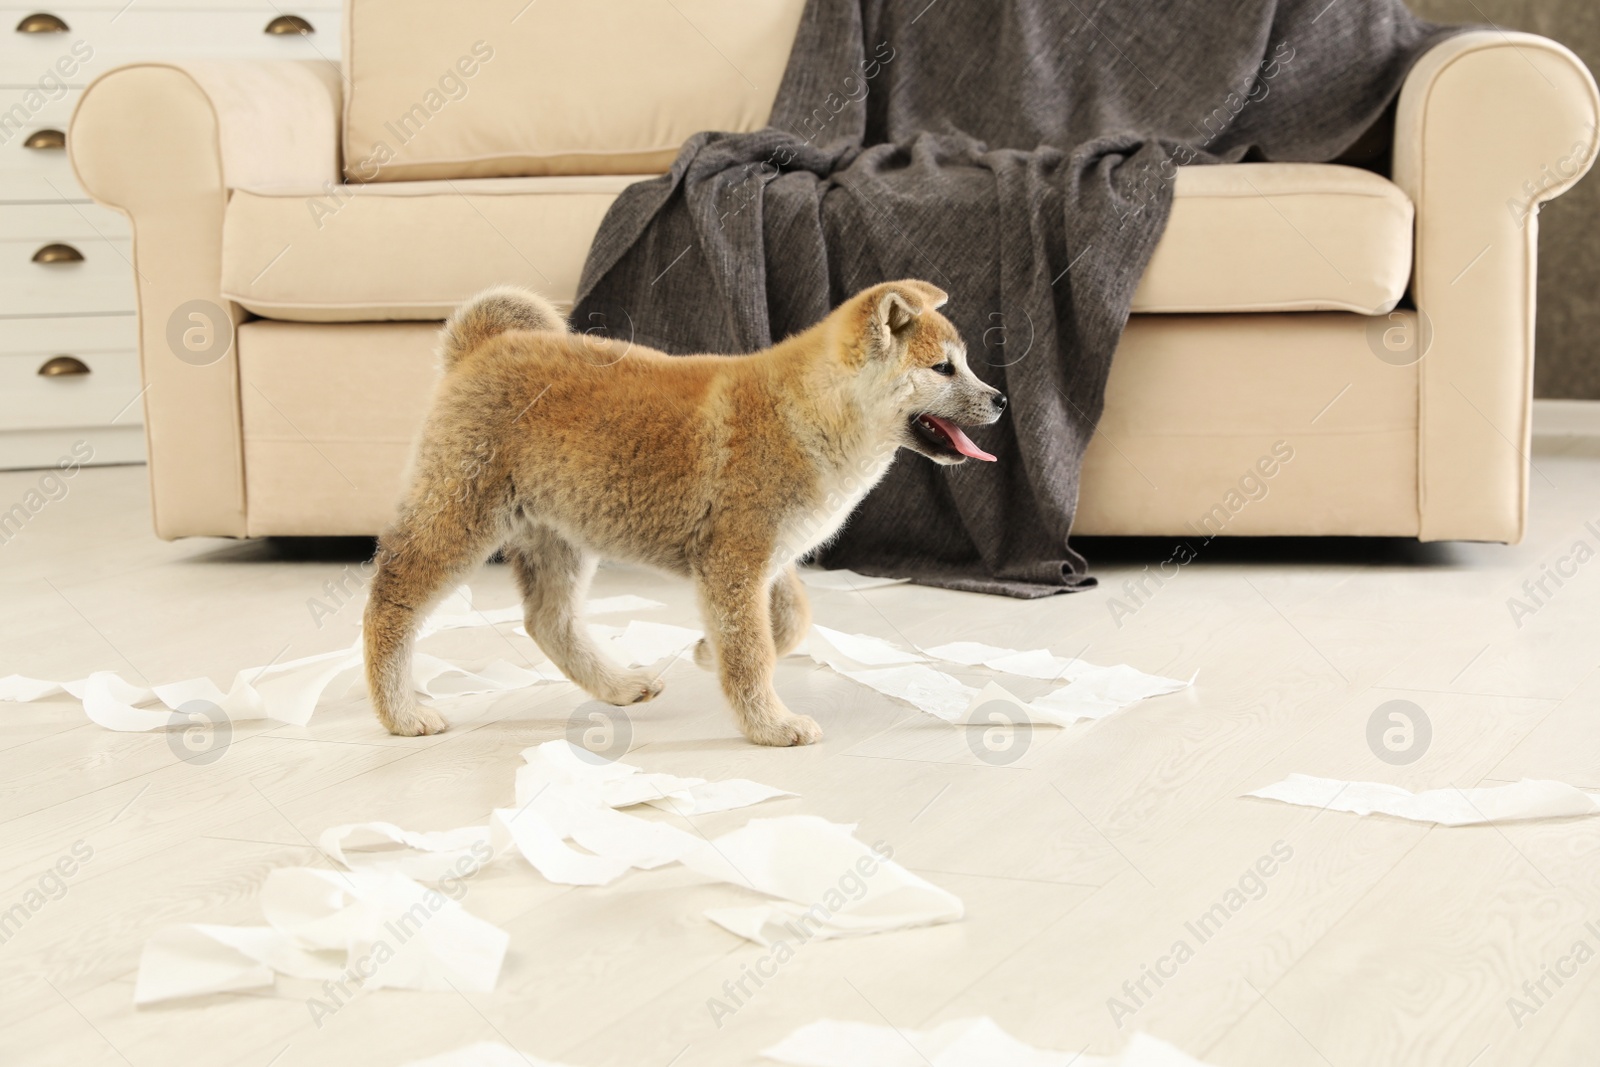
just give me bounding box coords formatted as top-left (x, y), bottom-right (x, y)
top-left (0, 1), bottom-right (340, 470)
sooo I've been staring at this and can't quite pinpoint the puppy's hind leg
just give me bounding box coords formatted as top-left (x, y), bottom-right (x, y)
top-left (509, 527), bottom-right (664, 706)
top-left (769, 565), bottom-right (812, 658)
top-left (694, 564), bottom-right (811, 668)
top-left (365, 513), bottom-right (500, 737)
top-left (696, 551), bottom-right (821, 747)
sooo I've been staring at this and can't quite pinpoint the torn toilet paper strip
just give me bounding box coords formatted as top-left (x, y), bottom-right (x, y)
top-left (134, 867), bottom-right (508, 1005)
top-left (318, 823), bottom-right (494, 882)
top-left (807, 626), bottom-right (927, 667)
top-left (762, 1017), bottom-right (1219, 1067)
top-left (925, 642), bottom-right (1192, 700)
top-left (1246, 774), bottom-right (1600, 826)
top-left (584, 620), bottom-right (703, 667)
top-left (805, 629), bottom-right (1189, 724)
top-left (492, 741), bottom-right (794, 886)
top-left (681, 814), bottom-right (963, 944)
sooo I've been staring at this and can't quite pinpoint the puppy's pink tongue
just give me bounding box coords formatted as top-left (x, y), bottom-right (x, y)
top-left (924, 414), bottom-right (996, 462)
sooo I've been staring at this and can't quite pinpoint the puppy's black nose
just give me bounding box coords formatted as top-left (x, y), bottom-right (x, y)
top-left (991, 392), bottom-right (1008, 412)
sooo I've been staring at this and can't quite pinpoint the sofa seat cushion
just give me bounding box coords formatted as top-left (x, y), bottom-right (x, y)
top-left (1131, 163), bottom-right (1413, 314)
top-left (219, 163), bottom-right (1413, 323)
top-left (220, 174), bottom-right (644, 323)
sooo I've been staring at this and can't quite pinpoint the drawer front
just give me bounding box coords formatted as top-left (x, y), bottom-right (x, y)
top-left (0, 347), bottom-right (142, 431)
top-left (0, 86), bottom-right (86, 201)
top-left (2, 8), bottom-right (344, 84)
top-left (0, 200), bottom-right (126, 241)
top-left (0, 312), bottom-right (133, 355)
top-left (0, 234), bottom-right (134, 314)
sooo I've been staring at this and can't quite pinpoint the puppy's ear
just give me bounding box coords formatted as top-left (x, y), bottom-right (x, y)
top-left (900, 280), bottom-right (948, 310)
top-left (875, 288), bottom-right (921, 342)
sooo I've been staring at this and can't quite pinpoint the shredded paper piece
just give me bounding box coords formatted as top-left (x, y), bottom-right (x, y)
top-left (806, 630), bottom-right (1190, 724)
top-left (134, 868), bottom-right (509, 1005)
top-left (764, 1018), bottom-right (1219, 1067)
top-left (314, 743), bottom-right (796, 890)
top-left (318, 823), bottom-right (494, 882)
top-left (1, 585), bottom-right (581, 732)
top-left (682, 815), bottom-right (963, 944)
top-left (1247, 774), bottom-right (1600, 826)
top-left (586, 620), bottom-right (704, 667)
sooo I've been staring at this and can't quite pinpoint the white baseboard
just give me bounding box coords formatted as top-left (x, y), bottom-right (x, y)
top-left (1533, 399), bottom-right (1600, 436)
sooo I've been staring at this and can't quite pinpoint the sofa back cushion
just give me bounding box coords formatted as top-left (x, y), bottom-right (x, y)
top-left (342, 0), bottom-right (808, 182)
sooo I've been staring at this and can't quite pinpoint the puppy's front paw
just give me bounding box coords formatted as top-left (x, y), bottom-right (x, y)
top-left (599, 671), bottom-right (664, 706)
top-left (692, 638), bottom-right (715, 671)
top-left (747, 712), bottom-right (823, 747)
top-left (386, 703), bottom-right (448, 737)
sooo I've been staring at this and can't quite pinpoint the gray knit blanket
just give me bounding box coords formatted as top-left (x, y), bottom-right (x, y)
top-left (573, 0), bottom-right (1456, 597)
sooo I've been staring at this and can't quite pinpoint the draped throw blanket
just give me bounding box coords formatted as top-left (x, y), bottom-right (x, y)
top-left (573, 0), bottom-right (1457, 597)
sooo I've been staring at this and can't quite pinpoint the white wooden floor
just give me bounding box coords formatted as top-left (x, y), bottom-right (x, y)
top-left (2, 438), bottom-right (1598, 1067)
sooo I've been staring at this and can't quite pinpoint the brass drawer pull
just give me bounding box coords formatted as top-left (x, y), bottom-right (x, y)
top-left (15, 12), bottom-right (68, 32)
top-left (32, 242), bottom-right (83, 263)
top-left (38, 355), bottom-right (90, 377)
top-left (264, 14), bottom-right (313, 35)
top-left (23, 128), bottom-right (65, 150)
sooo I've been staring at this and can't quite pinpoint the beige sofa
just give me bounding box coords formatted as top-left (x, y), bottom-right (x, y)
top-left (68, 1), bottom-right (1599, 543)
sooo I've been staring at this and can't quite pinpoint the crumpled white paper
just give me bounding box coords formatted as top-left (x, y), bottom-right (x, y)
top-left (301, 743), bottom-right (785, 893)
top-left (3, 644), bottom-right (366, 733)
top-left (411, 652), bottom-right (566, 698)
top-left (797, 569), bottom-right (910, 591)
top-left (134, 867), bottom-right (508, 1005)
top-left (805, 630), bottom-right (1190, 725)
top-left (587, 620), bottom-right (704, 668)
top-left (681, 815), bottom-right (963, 944)
top-left (807, 626), bottom-right (927, 667)
top-left (763, 1018), bottom-right (1218, 1067)
top-left (401, 1044), bottom-right (578, 1067)
top-left (318, 823), bottom-right (494, 882)
top-left (1, 584), bottom-right (582, 732)
top-left (843, 665), bottom-right (980, 722)
top-left (926, 642), bottom-right (1193, 702)
top-left (1247, 774), bottom-right (1600, 826)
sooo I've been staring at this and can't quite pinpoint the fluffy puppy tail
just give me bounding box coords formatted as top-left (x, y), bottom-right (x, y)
top-left (439, 285), bottom-right (566, 368)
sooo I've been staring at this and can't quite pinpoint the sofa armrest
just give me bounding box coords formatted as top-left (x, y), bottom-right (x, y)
top-left (69, 61), bottom-right (342, 538)
top-left (1392, 31), bottom-right (1598, 542)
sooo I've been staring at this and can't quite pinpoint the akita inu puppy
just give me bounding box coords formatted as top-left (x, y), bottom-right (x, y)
top-left (364, 280), bottom-right (1006, 746)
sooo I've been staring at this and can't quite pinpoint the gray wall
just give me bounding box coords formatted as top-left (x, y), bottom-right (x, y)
top-left (1406, 0), bottom-right (1600, 398)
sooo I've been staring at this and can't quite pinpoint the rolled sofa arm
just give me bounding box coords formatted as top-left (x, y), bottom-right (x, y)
top-left (70, 61), bottom-right (341, 538)
top-left (1392, 31), bottom-right (1598, 542)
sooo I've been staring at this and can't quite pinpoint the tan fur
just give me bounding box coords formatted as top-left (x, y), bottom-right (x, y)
top-left (364, 279), bottom-right (1005, 746)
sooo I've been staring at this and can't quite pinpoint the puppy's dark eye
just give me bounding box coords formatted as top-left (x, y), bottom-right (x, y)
top-left (930, 361), bottom-right (955, 376)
